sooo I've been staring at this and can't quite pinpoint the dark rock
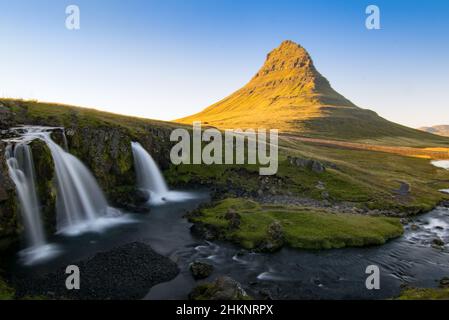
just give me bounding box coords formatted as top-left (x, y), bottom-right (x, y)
top-left (311, 161), bottom-right (325, 173)
top-left (190, 222), bottom-right (221, 241)
top-left (190, 261), bottom-right (214, 280)
top-left (224, 208), bottom-right (241, 229)
top-left (257, 221), bottom-right (284, 252)
top-left (394, 182), bottom-right (411, 196)
top-left (13, 242), bottom-right (179, 300)
top-left (287, 156), bottom-right (326, 173)
top-left (189, 276), bottom-right (250, 300)
top-left (432, 238), bottom-right (445, 247)
top-left (439, 277), bottom-right (449, 288)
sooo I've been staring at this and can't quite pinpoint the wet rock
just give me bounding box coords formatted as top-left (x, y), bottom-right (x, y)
top-left (410, 224), bottom-right (419, 231)
top-left (189, 276), bottom-right (250, 300)
top-left (258, 289), bottom-right (273, 300)
top-left (190, 222), bottom-right (221, 241)
top-left (190, 261), bottom-right (214, 280)
top-left (432, 238), bottom-right (445, 247)
top-left (439, 277), bottom-right (449, 288)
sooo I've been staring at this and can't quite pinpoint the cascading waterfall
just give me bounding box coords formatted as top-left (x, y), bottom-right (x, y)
top-left (4, 126), bottom-right (131, 261)
top-left (132, 142), bottom-right (169, 195)
top-left (37, 132), bottom-right (120, 234)
top-left (6, 143), bottom-right (46, 247)
top-left (131, 142), bottom-right (193, 204)
top-left (5, 141), bottom-right (59, 265)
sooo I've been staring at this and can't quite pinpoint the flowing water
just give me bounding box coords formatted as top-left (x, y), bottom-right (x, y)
top-left (4, 127), bottom-right (449, 298)
top-left (5, 142), bottom-right (60, 265)
top-left (431, 160), bottom-right (449, 194)
top-left (8, 192), bottom-right (449, 299)
top-left (36, 131), bottom-right (126, 235)
top-left (131, 141), bottom-right (194, 205)
top-left (4, 126), bottom-right (131, 264)
top-left (431, 160), bottom-right (449, 170)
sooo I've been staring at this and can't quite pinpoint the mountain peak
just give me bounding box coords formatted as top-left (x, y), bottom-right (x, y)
top-left (253, 40), bottom-right (314, 81)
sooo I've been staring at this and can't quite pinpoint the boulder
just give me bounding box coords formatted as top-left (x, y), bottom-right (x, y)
top-left (287, 156), bottom-right (326, 173)
top-left (257, 221), bottom-right (284, 252)
top-left (190, 261), bottom-right (214, 280)
top-left (189, 276), bottom-right (250, 300)
top-left (432, 238), bottom-right (445, 247)
top-left (225, 208), bottom-right (241, 230)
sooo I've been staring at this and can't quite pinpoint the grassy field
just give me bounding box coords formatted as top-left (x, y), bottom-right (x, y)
top-left (397, 287), bottom-right (449, 300)
top-left (189, 198), bottom-right (404, 250)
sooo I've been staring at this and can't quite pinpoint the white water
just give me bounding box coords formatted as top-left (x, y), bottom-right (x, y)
top-left (431, 160), bottom-right (449, 170)
top-left (5, 143), bottom-right (59, 265)
top-left (6, 143), bottom-right (45, 246)
top-left (431, 161), bottom-right (449, 193)
top-left (4, 126), bottom-right (132, 264)
top-left (131, 142), bottom-right (193, 205)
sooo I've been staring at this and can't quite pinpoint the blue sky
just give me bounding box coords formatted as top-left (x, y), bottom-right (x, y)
top-left (0, 0), bottom-right (448, 127)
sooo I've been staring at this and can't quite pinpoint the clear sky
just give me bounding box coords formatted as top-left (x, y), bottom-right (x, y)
top-left (0, 0), bottom-right (448, 128)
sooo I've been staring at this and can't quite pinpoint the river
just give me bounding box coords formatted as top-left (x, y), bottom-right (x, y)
top-left (8, 190), bottom-right (448, 300)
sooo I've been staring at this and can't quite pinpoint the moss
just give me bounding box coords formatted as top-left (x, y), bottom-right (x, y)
top-left (189, 198), bottom-right (404, 250)
top-left (0, 276), bottom-right (15, 300)
top-left (189, 281), bottom-right (252, 300)
top-left (30, 140), bottom-right (57, 234)
top-left (397, 287), bottom-right (449, 300)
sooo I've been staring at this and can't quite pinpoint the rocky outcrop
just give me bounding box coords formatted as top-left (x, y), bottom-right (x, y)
top-left (189, 276), bottom-right (250, 300)
top-left (0, 100), bottom-right (177, 252)
top-left (287, 156), bottom-right (327, 173)
top-left (257, 221), bottom-right (284, 252)
top-left (190, 261), bottom-right (214, 280)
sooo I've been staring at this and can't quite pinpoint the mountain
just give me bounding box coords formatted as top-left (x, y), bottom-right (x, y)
top-left (419, 125), bottom-right (449, 137)
top-left (177, 40), bottom-right (447, 144)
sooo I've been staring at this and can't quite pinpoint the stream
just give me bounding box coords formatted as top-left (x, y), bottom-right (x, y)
top-left (8, 193), bottom-right (449, 300)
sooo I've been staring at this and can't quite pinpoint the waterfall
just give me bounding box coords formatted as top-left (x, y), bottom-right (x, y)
top-left (132, 142), bottom-right (169, 195)
top-left (7, 126), bottom-right (130, 238)
top-left (131, 142), bottom-right (193, 204)
top-left (6, 143), bottom-right (46, 248)
top-left (37, 132), bottom-right (114, 232)
top-left (5, 142), bottom-right (59, 265)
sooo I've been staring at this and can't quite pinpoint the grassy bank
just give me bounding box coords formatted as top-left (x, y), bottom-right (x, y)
top-left (397, 287), bottom-right (449, 300)
top-left (0, 276), bottom-right (14, 300)
top-left (189, 198), bottom-right (404, 251)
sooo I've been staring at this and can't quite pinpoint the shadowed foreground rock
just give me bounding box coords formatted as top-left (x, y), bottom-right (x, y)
top-left (189, 276), bottom-right (251, 300)
top-left (13, 242), bottom-right (179, 300)
top-left (190, 261), bottom-right (214, 280)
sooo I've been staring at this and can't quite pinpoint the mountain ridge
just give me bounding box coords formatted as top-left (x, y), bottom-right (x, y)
top-left (419, 125), bottom-right (449, 137)
top-left (177, 40), bottom-right (448, 145)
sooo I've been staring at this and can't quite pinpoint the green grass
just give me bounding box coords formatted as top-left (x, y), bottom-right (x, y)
top-left (190, 198), bottom-right (404, 250)
top-left (397, 288), bottom-right (449, 300)
top-left (4, 98), bottom-right (449, 214)
top-left (0, 277), bottom-right (14, 300)
top-left (0, 98), bottom-right (184, 135)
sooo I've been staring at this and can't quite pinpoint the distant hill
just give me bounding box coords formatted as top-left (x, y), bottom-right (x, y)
top-left (419, 125), bottom-right (449, 137)
top-left (177, 40), bottom-right (448, 145)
